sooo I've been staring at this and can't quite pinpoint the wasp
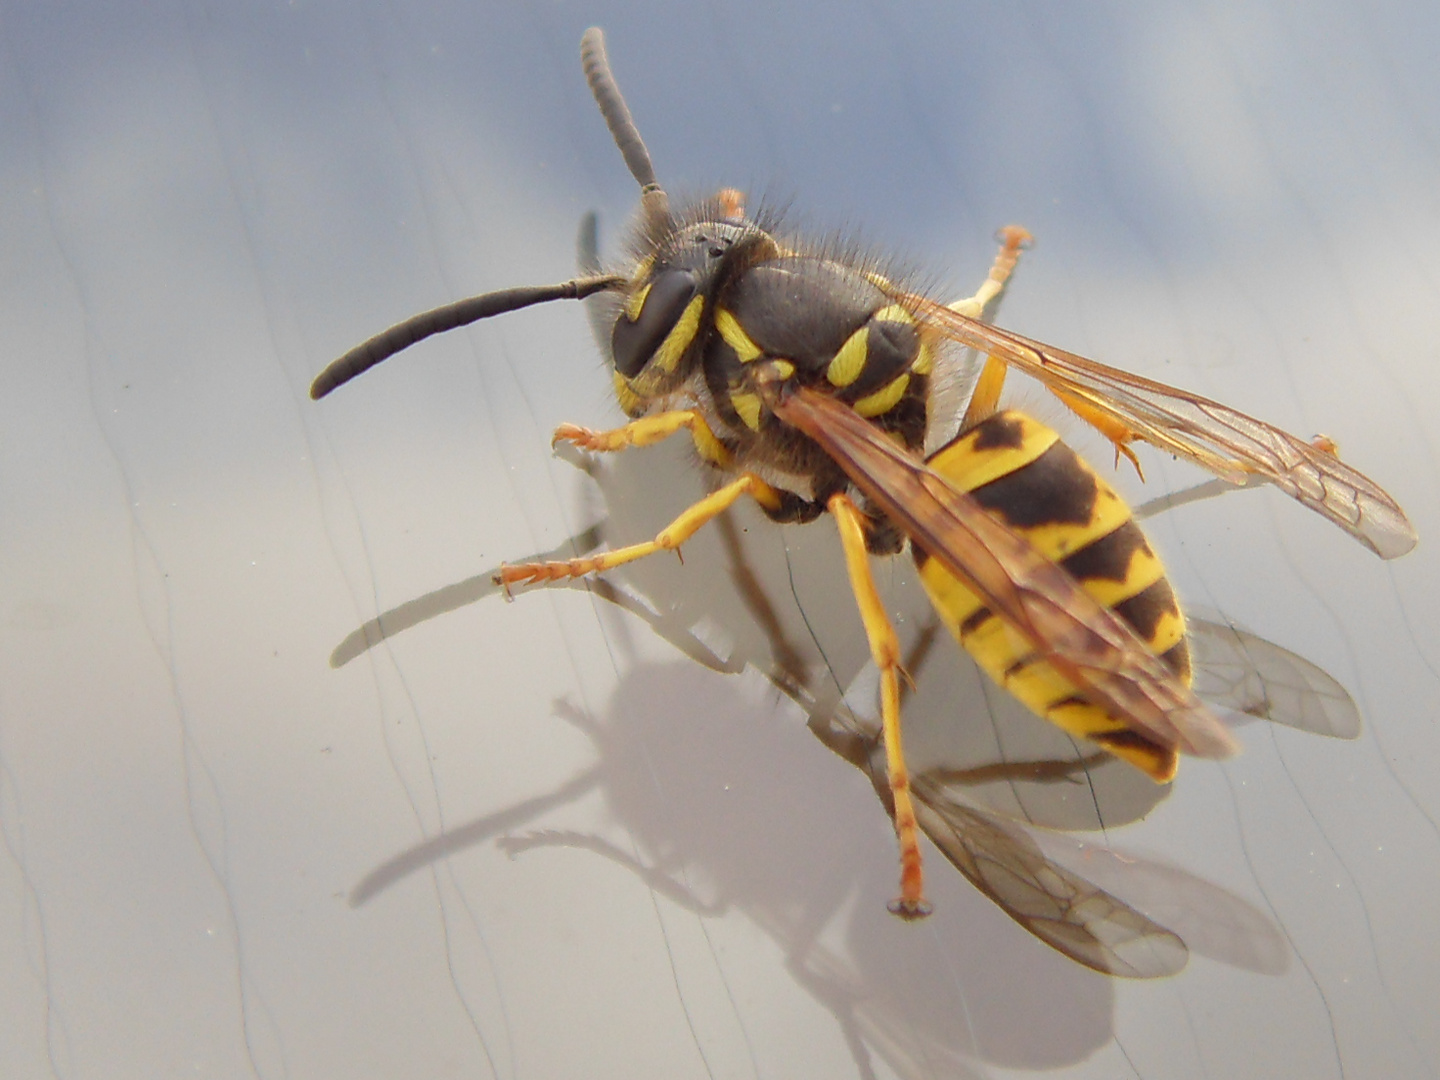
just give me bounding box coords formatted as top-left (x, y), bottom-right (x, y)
top-left (312, 27), bottom-right (1416, 923)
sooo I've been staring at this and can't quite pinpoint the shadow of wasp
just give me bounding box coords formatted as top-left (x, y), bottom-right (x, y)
top-left (340, 426), bottom-right (1352, 984)
top-left (314, 26), bottom-right (1407, 973)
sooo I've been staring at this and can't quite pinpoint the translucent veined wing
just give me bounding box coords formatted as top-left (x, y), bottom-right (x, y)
top-left (1188, 615), bottom-right (1362, 739)
top-left (810, 710), bottom-right (1187, 977)
top-left (909, 776), bottom-right (1189, 977)
top-left (900, 294), bottom-right (1417, 560)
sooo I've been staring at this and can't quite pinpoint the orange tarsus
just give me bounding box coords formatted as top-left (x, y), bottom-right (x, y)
top-left (1115, 439), bottom-right (1145, 481)
top-left (552, 421), bottom-right (591, 449)
top-left (1050, 388), bottom-right (1146, 480)
top-left (718, 187), bottom-right (746, 223)
top-left (996, 224), bottom-right (1033, 251)
top-left (986, 226), bottom-right (1032, 292)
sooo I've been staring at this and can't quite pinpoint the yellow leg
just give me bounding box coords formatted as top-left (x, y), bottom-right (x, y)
top-left (829, 493), bottom-right (931, 919)
top-left (553, 409), bottom-right (732, 467)
top-left (947, 225), bottom-right (1031, 319)
top-left (944, 228), bottom-right (1147, 473)
top-left (951, 226), bottom-right (1031, 430)
top-left (1050, 390), bottom-right (1146, 478)
top-left (959, 354), bottom-right (1009, 430)
top-left (496, 473), bottom-right (775, 589)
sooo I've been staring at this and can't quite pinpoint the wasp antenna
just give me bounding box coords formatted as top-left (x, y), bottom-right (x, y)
top-left (310, 274), bottom-right (625, 399)
top-left (580, 27), bottom-right (669, 226)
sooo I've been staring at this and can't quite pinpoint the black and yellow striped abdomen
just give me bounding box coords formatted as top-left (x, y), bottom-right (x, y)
top-left (914, 410), bottom-right (1191, 782)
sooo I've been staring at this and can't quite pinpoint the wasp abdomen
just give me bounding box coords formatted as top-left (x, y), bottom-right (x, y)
top-left (914, 410), bottom-right (1190, 781)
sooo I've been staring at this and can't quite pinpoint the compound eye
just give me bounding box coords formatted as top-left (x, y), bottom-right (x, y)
top-left (611, 269), bottom-right (697, 378)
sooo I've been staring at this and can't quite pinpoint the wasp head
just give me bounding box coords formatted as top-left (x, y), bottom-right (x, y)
top-left (609, 200), bottom-right (781, 411)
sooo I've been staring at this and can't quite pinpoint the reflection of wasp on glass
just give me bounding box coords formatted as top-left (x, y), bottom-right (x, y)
top-left (507, 436), bottom-right (1362, 978)
top-left (314, 27), bottom-right (1412, 976)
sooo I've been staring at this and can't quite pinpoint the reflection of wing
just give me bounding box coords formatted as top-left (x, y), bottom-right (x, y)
top-left (1189, 616), bottom-right (1362, 739)
top-left (767, 383), bottom-right (1239, 763)
top-left (901, 294), bottom-right (1417, 560)
top-left (908, 775), bottom-right (1188, 978)
top-left (810, 709), bottom-right (1188, 977)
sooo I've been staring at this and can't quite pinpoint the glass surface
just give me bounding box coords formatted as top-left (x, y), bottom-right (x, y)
top-left (2, 2), bottom-right (1437, 1077)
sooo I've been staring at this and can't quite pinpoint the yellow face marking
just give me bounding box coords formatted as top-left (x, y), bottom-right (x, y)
top-left (826, 327), bottom-right (869, 388)
top-left (649, 294), bottom-right (705, 375)
top-left (731, 390), bottom-right (764, 430)
top-left (624, 281), bottom-right (652, 322)
top-left (714, 308), bottom-right (763, 362)
top-left (613, 369), bottom-right (644, 415)
top-left (853, 372), bottom-right (910, 418)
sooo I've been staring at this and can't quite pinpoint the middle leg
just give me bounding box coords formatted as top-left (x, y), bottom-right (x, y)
top-left (829, 492), bottom-right (931, 919)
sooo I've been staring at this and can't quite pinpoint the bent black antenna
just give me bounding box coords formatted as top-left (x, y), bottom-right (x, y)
top-left (310, 28), bottom-right (654, 400)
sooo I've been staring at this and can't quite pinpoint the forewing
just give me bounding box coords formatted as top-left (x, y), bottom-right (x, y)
top-left (904, 295), bottom-right (1417, 560)
top-left (767, 384), bottom-right (1238, 762)
top-left (910, 775), bottom-right (1188, 977)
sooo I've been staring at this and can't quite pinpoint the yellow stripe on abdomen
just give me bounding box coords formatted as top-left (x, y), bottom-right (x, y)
top-left (916, 410), bottom-right (1190, 782)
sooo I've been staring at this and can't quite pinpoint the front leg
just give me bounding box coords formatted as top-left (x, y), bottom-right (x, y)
top-left (829, 492), bottom-right (930, 919)
top-left (553, 407), bottom-right (734, 468)
top-left (495, 471), bottom-right (792, 590)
